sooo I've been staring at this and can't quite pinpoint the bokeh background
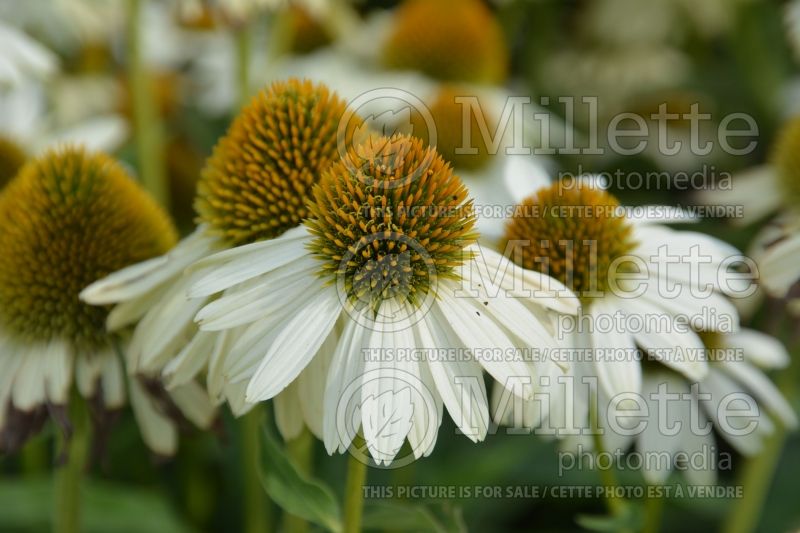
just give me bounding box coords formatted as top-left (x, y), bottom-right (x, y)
top-left (1, 0), bottom-right (799, 531)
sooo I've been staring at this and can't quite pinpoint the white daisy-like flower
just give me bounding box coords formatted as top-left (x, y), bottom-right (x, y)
top-left (497, 176), bottom-right (748, 400)
top-left (786, 0), bottom-right (800, 61)
top-left (0, 19), bottom-right (58, 87)
top-left (0, 80), bottom-right (128, 186)
top-left (0, 146), bottom-right (214, 456)
top-left (0, 0), bottom-right (122, 54)
top-left (695, 117), bottom-right (800, 299)
top-left (182, 134), bottom-right (579, 464)
top-left (81, 78), bottom-right (371, 432)
top-left (563, 329), bottom-right (797, 485)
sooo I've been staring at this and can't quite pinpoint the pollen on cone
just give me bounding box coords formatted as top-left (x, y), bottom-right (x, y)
top-left (195, 78), bottom-right (362, 246)
top-left (0, 147), bottom-right (177, 348)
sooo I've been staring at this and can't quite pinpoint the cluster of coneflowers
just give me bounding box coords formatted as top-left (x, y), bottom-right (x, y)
top-left (0, 74), bottom-right (795, 480)
top-left (0, 0), bottom-right (799, 531)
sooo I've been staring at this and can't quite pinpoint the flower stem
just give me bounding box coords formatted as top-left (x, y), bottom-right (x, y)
top-left (235, 22), bottom-right (252, 110)
top-left (722, 427), bottom-right (786, 533)
top-left (284, 429), bottom-right (313, 533)
top-left (22, 437), bottom-right (47, 474)
top-left (722, 371), bottom-right (795, 533)
top-left (54, 396), bottom-right (90, 533)
top-left (343, 436), bottom-right (368, 533)
top-left (723, 305), bottom-right (798, 533)
top-left (241, 406), bottom-right (271, 533)
top-left (126, 0), bottom-right (169, 206)
top-left (589, 394), bottom-right (624, 517)
top-left (642, 490), bottom-right (663, 533)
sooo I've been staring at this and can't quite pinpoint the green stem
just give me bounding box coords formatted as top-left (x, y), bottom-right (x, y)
top-left (235, 23), bottom-right (252, 110)
top-left (343, 436), bottom-right (368, 533)
top-left (722, 366), bottom-right (795, 533)
top-left (126, 0), bottom-right (168, 206)
top-left (722, 427), bottom-right (785, 533)
top-left (284, 429), bottom-right (313, 533)
top-left (241, 406), bottom-right (271, 533)
top-left (589, 395), bottom-right (624, 517)
top-left (21, 436), bottom-right (47, 474)
top-left (642, 490), bottom-right (663, 533)
top-left (53, 396), bottom-right (90, 533)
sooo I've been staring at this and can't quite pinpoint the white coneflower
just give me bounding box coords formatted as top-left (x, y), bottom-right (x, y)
top-left (574, 329), bottom-right (797, 485)
top-left (499, 177), bottom-right (745, 400)
top-left (0, 20), bottom-right (58, 86)
top-left (787, 0), bottom-right (800, 61)
top-left (81, 78), bottom-right (365, 438)
top-left (696, 117), bottom-right (800, 300)
top-left (0, 0), bottom-right (123, 54)
top-left (186, 134), bottom-right (579, 464)
top-left (0, 146), bottom-right (213, 456)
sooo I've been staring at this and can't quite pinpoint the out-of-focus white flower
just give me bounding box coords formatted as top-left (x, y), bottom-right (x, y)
top-left (0, 20), bottom-right (58, 87)
top-left (0, 0), bottom-right (123, 53)
top-left (695, 118), bottom-right (800, 300)
top-left (560, 329), bottom-right (796, 485)
top-left (541, 48), bottom-right (690, 121)
top-left (787, 0), bottom-right (800, 61)
top-left (495, 176), bottom-right (745, 400)
top-left (0, 81), bottom-right (128, 159)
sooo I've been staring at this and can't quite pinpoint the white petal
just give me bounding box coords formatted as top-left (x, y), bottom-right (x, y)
top-left (274, 384), bottom-right (304, 441)
top-left (187, 228), bottom-right (309, 298)
top-left (723, 329), bottom-right (790, 369)
top-left (42, 114), bottom-right (129, 153)
top-left (415, 310), bottom-right (489, 442)
top-left (0, 347), bottom-right (22, 427)
top-left (698, 369), bottom-right (766, 456)
top-left (435, 290), bottom-right (534, 399)
top-left (169, 381), bottom-right (216, 429)
top-left (760, 233), bottom-right (800, 297)
top-left (360, 300), bottom-right (418, 465)
top-left (133, 275), bottom-right (208, 372)
top-left (246, 285), bottom-right (341, 402)
top-left (100, 351), bottom-right (126, 409)
top-left (323, 313), bottom-right (368, 454)
top-left (195, 258), bottom-right (318, 331)
top-left (207, 327), bottom-right (239, 402)
top-left (43, 341), bottom-right (73, 404)
top-left (80, 227), bottom-right (217, 305)
top-left (11, 345), bottom-right (48, 410)
top-left (503, 154), bottom-right (552, 203)
top-left (590, 300), bottom-right (642, 398)
top-left (129, 377), bottom-right (177, 456)
top-left (298, 330), bottom-right (336, 440)
top-left (718, 360), bottom-right (797, 429)
top-left (468, 244), bottom-right (581, 314)
top-left (106, 283), bottom-right (165, 331)
top-left (623, 297), bottom-right (709, 381)
top-left (694, 165), bottom-right (781, 226)
top-left (163, 330), bottom-right (216, 389)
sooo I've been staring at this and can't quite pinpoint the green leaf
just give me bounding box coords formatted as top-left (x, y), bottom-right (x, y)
top-left (575, 502), bottom-right (643, 532)
top-left (0, 477), bottom-right (191, 533)
top-left (362, 501), bottom-right (445, 532)
top-left (258, 423), bottom-right (342, 532)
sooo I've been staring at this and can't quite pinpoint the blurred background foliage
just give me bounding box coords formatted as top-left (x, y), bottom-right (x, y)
top-left (1, 0), bottom-right (800, 531)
